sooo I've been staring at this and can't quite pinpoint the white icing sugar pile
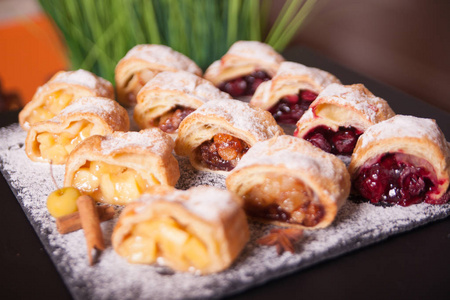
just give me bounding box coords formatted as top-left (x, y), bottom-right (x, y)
top-left (1, 123), bottom-right (450, 300)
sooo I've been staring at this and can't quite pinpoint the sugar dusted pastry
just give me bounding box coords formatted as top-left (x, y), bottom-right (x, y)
top-left (64, 129), bottom-right (179, 205)
top-left (227, 135), bottom-right (350, 228)
top-left (295, 83), bottom-right (395, 157)
top-left (19, 69), bottom-right (114, 130)
top-left (250, 62), bottom-right (341, 124)
top-left (112, 186), bottom-right (249, 274)
top-left (25, 97), bottom-right (129, 165)
top-left (349, 115), bottom-right (450, 206)
top-left (134, 70), bottom-right (231, 135)
top-left (204, 41), bottom-right (284, 98)
top-left (115, 44), bottom-right (202, 107)
top-left (175, 98), bottom-right (284, 174)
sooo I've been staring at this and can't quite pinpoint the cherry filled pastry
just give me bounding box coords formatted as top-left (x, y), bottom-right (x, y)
top-left (250, 61), bottom-right (341, 125)
top-left (226, 135), bottom-right (350, 228)
top-left (203, 41), bottom-right (284, 98)
top-left (295, 83), bottom-right (395, 157)
top-left (349, 115), bottom-right (450, 206)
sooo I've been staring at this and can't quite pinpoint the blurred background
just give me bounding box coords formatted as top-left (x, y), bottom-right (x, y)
top-left (0, 0), bottom-right (449, 113)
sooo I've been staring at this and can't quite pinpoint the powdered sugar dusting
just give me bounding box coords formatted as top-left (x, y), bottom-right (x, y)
top-left (53, 97), bottom-right (118, 121)
top-left (1, 123), bottom-right (450, 300)
top-left (226, 41), bottom-right (284, 66)
top-left (51, 69), bottom-right (112, 97)
top-left (276, 62), bottom-right (340, 88)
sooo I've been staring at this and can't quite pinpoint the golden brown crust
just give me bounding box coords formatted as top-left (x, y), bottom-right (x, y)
top-left (19, 69), bottom-right (114, 130)
top-left (25, 97), bottom-right (129, 164)
top-left (204, 41), bottom-right (284, 86)
top-left (295, 83), bottom-right (395, 137)
top-left (226, 135), bottom-right (350, 229)
top-left (250, 62), bottom-right (341, 110)
top-left (111, 186), bottom-right (249, 274)
top-left (115, 44), bottom-right (202, 107)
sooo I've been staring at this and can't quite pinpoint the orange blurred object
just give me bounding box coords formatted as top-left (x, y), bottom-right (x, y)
top-left (0, 13), bottom-right (68, 107)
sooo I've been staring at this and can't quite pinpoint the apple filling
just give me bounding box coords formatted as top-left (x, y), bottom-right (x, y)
top-left (125, 69), bottom-right (155, 105)
top-left (35, 121), bottom-right (94, 164)
top-left (242, 173), bottom-right (325, 227)
top-left (72, 161), bottom-right (154, 205)
top-left (269, 90), bottom-right (318, 124)
top-left (353, 153), bottom-right (448, 206)
top-left (301, 125), bottom-right (363, 156)
top-left (118, 216), bottom-right (211, 271)
top-left (218, 70), bottom-right (271, 97)
top-left (195, 133), bottom-right (250, 171)
top-left (153, 106), bottom-right (195, 133)
top-left (27, 90), bottom-right (73, 125)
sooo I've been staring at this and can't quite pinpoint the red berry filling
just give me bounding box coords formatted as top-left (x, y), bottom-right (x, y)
top-left (353, 153), bottom-right (446, 206)
top-left (195, 133), bottom-right (249, 171)
top-left (268, 90), bottom-right (318, 124)
top-left (302, 125), bottom-right (362, 156)
top-left (218, 70), bottom-right (271, 97)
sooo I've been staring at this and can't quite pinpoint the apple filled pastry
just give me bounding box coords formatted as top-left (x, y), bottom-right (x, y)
top-left (175, 98), bottom-right (284, 174)
top-left (64, 128), bottom-right (179, 205)
top-left (204, 41), bottom-right (284, 98)
top-left (112, 186), bottom-right (249, 274)
top-left (25, 97), bottom-right (129, 164)
top-left (295, 83), bottom-right (395, 157)
top-left (250, 61), bottom-right (341, 124)
top-left (227, 135), bottom-right (350, 228)
top-left (115, 44), bottom-right (202, 107)
top-left (19, 69), bottom-right (114, 130)
top-left (134, 70), bottom-right (231, 136)
top-left (349, 115), bottom-right (450, 206)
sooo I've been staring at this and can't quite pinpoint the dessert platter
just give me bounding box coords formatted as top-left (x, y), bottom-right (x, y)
top-left (1, 43), bottom-right (450, 300)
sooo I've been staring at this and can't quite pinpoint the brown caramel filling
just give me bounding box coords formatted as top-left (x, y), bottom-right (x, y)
top-left (243, 174), bottom-right (324, 227)
top-left (72, 161), bottom-right (155, 205)
top-left (154, 106), bottom-right (195, 133)
top-left (27, 90), bottom-right (73, 126)
top-left (195, 133), bottom-right (249, 171)
top-left (118, 216), bottom-right (211, 271)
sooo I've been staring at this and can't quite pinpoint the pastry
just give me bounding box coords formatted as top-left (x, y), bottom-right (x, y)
top-left (175, 98), bottom-right (284, 174)
top-left (204, 41), bottom-right (284, 97)
top-left (250, 61), bottom-right (341, 124)
top-left (112, 186), bottom-right (249, 274)
top-left (64, 129), bottom-right (179, 205)
top-left (19, 69), bottom-right (114, 130)
top-left (227, 135), bottom-right (350, 228)
top-left (134, 70), bottom-right (231, 135)
top-left (295, 83), bottom-right (395, 157)
top-left (349, 115), bottom-right (450, 206)
top-left (25, 97), bottom-right (129, 164)
top-left (115, 44), bottom-right (202, 107)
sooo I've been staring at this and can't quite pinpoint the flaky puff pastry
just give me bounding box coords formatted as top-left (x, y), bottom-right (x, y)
top-left (203, 41), bottom-right (284, 86)
top-left (25, 96), bottom-right (129, 165)
top-left (112, 186), bottom-right (249, 274)
top-left (64, 129), bottom-right (179, 205)
top-left (19, 69), bottom-right (114, 130)
top-left (115, 44), bottom-right (202, 107)
top-left (251, 61), bottom-right (341, 110)
top-left (134, 70), bottom-right (231, 136)
top-left (349, 115), bottom-right (450, 205)
top-left (175, 98), bottom-right (284, 174)
top-left (227, 135), bottom-right (350, 229)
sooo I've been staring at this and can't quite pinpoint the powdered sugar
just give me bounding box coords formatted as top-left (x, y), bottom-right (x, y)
top-left (276, 62), bottom-right (340, 88)
top-left (51, 69), bottom-right (112, 97)
top-left (54, 96), bottom-right (118, 121)
top-left (1, 123), bottom-right (450, 300)
top-left (226, 41), bottom-right (284, 66)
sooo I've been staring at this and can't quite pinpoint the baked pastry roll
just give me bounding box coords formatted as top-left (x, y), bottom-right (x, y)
top-left (204, 41), bottom-right (284, 98)
top-left (134, 70), bottom-right (231, 135)
top-left (175, 98), bottom-right (284, 174)
top-left (112, 186), bottom-right (249, 274)
top-left (64, 129), bottom-right (179, 205)
top-left (115, 44), bottom-right (202, 107)
top-left (19, 69), bottom-right (114, 130)
top-left (349, 115), bottom-right (450, 206)
top-left (25, 97), bottom-right (129, 164)
top-left (227, 135), bottom-right (350, 228)
top-left (295, 83), bottom-right (395, 157)
top-left (250, 61), bottom-right (341, 124)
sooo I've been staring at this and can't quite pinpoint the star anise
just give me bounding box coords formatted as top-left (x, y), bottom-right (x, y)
top-left (257, 228), bottom-right (304, 255)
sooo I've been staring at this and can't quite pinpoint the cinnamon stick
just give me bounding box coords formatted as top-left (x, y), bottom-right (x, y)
top-left (76, 195), bottom-right (105, 265)
top-left (56, 206), bottom-right (115, 234)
